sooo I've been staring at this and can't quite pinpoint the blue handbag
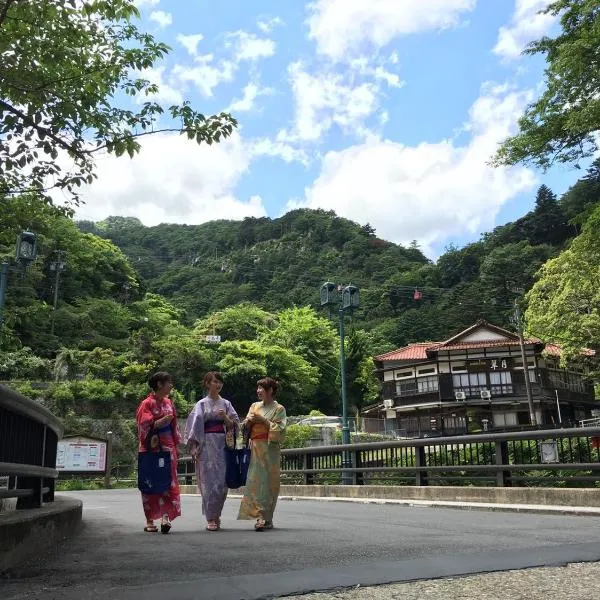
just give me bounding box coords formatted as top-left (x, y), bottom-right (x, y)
top-left (224, 427), bottom-right (251, 489)
top-left (137, 428), bottom-right (172, 495)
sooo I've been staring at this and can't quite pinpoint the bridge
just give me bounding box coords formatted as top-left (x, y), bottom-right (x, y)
top-left (4, 488), bottom-right (600, 599)
top-left (3, 384), bottom-right (600, 599)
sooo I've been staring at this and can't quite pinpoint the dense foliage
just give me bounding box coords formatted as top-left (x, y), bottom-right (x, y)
top-left (494, 0), bottom-right (600, 169)
top-left (1, 162), bottom-right (598, 473)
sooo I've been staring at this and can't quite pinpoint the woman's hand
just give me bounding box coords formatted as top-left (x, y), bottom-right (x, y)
top-left (155, 414), bottom-right (173, 428)
top-left (217, 409), bottom-right (234, 427)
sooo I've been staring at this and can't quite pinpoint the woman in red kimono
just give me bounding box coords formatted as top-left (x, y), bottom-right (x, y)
top-left (136, 371), bottom-right (181, 533)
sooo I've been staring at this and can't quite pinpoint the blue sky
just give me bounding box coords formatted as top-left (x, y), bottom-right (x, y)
top-left (77, 0), bottom-right (579, 258)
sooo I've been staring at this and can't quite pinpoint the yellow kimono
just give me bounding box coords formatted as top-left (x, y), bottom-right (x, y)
top-left (237, 401), bottom-right (287, 523)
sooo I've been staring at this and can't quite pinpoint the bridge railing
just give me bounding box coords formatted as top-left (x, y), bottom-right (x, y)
top-left (280, 427), bottom-right (600, 487)
top-left (0, 384), bottom-right (63, 508)
top-left (175, 427), bottom-right (600, 488)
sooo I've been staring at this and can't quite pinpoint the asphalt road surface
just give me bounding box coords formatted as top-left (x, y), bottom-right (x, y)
top-left (3, 489), bottom-right (600, 599)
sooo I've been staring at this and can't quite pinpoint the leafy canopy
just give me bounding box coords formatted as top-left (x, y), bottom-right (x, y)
top-left (0, 0), bottom-right (237, 205)
top-left (526, 204), bottom-right (600, 364)
top-left (493, 0), bottom-right (600, 169)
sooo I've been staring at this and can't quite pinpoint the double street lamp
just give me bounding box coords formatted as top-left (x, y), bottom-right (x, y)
top-left (320, 282), bottom-right (360, 483)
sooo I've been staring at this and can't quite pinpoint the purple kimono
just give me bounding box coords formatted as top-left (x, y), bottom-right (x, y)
top-left (184, 396), bottom-right (240, 522)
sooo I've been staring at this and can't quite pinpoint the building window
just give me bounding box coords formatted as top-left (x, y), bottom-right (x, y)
top-left (417, 375), bottom-right (439, 393)
top-left (452, 372), bottom-right (487, 396)
top-left (489, 371), bottom-right (513, 395)
top-left (396, 380), bottom-right (417, 396)
top-left (444, 415), bottom-right (466, 431)
top-left (547, 369), bottom-right (585, 393)
top-left (396, 375), bottom-right (439, 396)
top-left (395, 370), bottom-right (413, 379)
top-left (418, 367), bottom-right (436, 375)
top-left (493, 412), bottom-right (517, 427)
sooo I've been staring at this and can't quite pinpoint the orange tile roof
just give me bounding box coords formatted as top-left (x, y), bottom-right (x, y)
top-left (434, 338), bottom-right (542, 352)
top-left (543, 343), bottom-right (596, 357)
top-left (374, 342), bottom-right (437, 362)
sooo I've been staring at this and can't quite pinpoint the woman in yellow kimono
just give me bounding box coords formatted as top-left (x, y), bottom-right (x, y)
top-left (238, 377), bottom-right (286, 531)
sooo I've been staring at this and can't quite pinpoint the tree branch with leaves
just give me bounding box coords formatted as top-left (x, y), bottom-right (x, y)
top-left (492, 0), bottom-right (600, 170)
top-left (0, 0), bottom-right (237, 206)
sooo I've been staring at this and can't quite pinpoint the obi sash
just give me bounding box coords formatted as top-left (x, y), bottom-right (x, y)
top-left (250, 423), bottom-right (269, 441)
top-left (205, 419), bottom-right (225, 434)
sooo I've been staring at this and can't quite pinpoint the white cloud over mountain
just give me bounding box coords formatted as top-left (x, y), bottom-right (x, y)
top-left (291, 83), bottom-right (537, 254)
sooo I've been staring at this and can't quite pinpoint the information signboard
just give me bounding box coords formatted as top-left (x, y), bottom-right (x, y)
top-left (56, 436), bottom-right (107, 472)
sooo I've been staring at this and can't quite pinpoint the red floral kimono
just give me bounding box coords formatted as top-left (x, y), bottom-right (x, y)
top-left (136, 393), bottom-right (181, 521)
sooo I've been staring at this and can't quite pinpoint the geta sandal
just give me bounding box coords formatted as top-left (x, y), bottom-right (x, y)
top-left (160, 518), bottom-right (172, 534)
top-left (144, 524), bottom-right (158, 533)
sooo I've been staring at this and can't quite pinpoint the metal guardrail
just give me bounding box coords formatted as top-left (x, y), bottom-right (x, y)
top-left (0, 384), bottom-right (63, 508)
top-left (280, 427), bottom-right (600, 487)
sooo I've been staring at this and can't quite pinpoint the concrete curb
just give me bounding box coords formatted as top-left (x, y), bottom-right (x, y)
top-left (0, 496), bottom-right (82, 573)
top-left (274, 495), bottom-right (600, 516)
top-left (180, 483), bottom-right (600, 516)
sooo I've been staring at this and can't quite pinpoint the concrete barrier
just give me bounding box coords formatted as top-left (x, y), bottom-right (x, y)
top-left (180, 484), bottom-right (600, 507)
top-left (0, 495), bottom-right (82, 573)
top-left (274, 485), bottom-right (600, 507)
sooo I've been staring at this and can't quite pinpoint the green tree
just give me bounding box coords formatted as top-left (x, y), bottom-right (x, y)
top-left (193, 303), bottom-right (275, 342)
top-left (559, 158), bottom-right (600, 225)
top-left (525, 185), bottom-right (570, 246)
top-left (0, 0), bottom-right (236, 204)
top-left (493, 0), bottom-right (600, 169)
top-left (266, 306), bottom-right (339, 414)
top-left (526, 204), bottom-right (600, 364)
top-left (215, 340), bottom-right (319, 416)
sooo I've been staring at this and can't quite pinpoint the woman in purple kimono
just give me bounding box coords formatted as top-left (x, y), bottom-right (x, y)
top-left (184, 371), bottom-right (239, 531)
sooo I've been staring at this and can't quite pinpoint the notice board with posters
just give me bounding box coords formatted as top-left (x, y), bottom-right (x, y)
top-left (56, 436), bottom-right (107, 472)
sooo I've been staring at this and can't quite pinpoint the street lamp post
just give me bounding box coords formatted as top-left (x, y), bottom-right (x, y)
top-left (0, 231), bottom-right (38, 326)
top-left (320, 282), bottom-right (360, 484)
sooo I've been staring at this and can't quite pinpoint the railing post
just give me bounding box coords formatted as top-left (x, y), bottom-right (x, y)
top-left (104, 431), bottom-right (113, 489)
top-left (495, 440), bottom-right (510, 487)
top-left (415, 446), bottom-right (428, 486)
top-left (303, 452), bottom-right (315, 485)
top-left (351, 448), bottom-right (364, 485)
top-left (16, 476), bottom-right (43, 509)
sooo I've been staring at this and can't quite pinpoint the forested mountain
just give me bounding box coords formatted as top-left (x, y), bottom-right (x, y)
top-left (1, 159), bottom-right (599, 469)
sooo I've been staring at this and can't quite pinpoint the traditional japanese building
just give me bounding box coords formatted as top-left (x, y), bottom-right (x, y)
top-left (364, 320), bottom-right (597, 438)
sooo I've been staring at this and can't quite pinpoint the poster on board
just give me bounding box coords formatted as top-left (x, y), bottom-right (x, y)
top-left (56, 436), bottom-right (107, 472)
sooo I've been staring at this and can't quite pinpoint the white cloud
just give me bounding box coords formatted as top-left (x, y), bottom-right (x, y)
top-left (133, 0), bottom-right (160, 7)
top-left (136, 67), bottom-right (183, 105)
top-left (257, 16), bottom-right (284, 33)
top-left (293, 83), bottom-right (538, 254)
top-left (227, 82), bottom-right (274, 113)
top-left (225, 31), bottom-right (276, 62)
top-left (494, 0), bottom-right (556, 61)
top-left (284, 61), bottom-right (381, 142)
top-left (176, 33), bottom-right (204, 57)
top-left (149, 10), bottom-right (172, 29)
top-left (172, 54), bottom-right (236, 97)
top-left (75, 133), bottom-right (266, 226)
top-left (250, 138), bottom-right (310, 166)
top-left (307, 0), bottom-right (477, 61)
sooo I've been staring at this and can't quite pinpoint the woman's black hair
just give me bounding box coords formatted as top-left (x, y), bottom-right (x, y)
top-left (148, 371), bottom-right (172, 391)
top-left (257, 377), bottom-right (280, 396)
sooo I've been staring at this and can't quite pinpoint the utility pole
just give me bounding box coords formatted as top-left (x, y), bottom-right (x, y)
top-left (50, 250), bottom-right (67, 335)
top-left (0, 259), bottom-right (9, 325)
top-left (514, 300), bottom-right (537, 427)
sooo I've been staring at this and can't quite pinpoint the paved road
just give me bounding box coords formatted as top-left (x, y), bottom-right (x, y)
top-left (3, 489), bottom-right (600, 599)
